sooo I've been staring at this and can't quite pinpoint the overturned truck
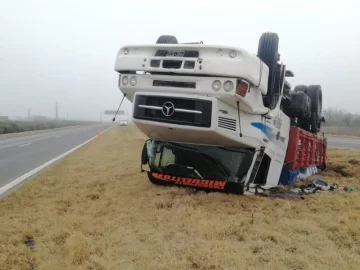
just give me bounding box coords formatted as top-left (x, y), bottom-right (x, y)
top-left (114, 33), bottom-right (326, 195)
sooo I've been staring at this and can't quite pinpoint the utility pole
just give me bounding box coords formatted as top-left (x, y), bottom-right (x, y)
top-left (100, 112), bottom-right (102, 123)
top-left (55, 101), bottom-right (58, 121)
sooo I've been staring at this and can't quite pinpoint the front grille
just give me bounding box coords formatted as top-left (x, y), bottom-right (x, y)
top-left (153, 80), bottom-right (196, 89)
top-left (162, 60), bottom-right (182, 69)
top-left (218, 117), bottom-right (237, 131)
top-left (184, 61), bottom-right (195, 69)
top-left (155, 50), bottom-right (199, 58)
top-left (133, 95), bottom-right (212, 127)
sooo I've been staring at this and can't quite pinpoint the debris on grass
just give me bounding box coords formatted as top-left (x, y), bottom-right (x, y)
top-left (283, 178), bottom-right (356, 197)
top-left (344, 186), bottom-right (356, 193)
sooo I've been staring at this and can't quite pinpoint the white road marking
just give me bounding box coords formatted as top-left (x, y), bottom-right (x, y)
top-left (0, 127), bottom-right (111, 196)
top-left (19, 143), bottom-right (32, 147)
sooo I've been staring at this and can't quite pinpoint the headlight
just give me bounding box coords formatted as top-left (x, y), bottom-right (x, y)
top-left (122, 76), bottom-right (129, 85)
top-left (212, 80), bottom-right (221, 91)
top-left (124, 48), bottom-right (129, 55)
top-left (224, 81), bottom-right (234, 92)
top-left (229, 50), bottom-right (237, 58)
top-left (130, 76), bottom-right (137, 86)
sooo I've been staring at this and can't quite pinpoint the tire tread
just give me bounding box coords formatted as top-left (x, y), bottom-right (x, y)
top-left (156, 35), bottom-right (178, 44)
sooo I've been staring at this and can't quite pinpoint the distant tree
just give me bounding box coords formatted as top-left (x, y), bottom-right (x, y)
top-left (344, 113), bottom-right (353, 126)
top-left (322, 107), bottom-right (360, 127)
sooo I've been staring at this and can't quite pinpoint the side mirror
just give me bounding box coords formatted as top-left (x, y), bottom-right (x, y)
top-left (141, 143), bottom-right (148, 165)
top-left (236, 152), bottom-right (254, 180)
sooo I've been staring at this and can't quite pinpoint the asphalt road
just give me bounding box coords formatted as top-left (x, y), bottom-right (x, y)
top-left (326, 136), bottom-right (360, 150)
top-left (0, 124), bottom-right (112, 189)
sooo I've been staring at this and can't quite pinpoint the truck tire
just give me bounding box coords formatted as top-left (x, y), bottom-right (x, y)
top-left (294, 85), bottom-right (308, 94)
top-left (288, 91), bottom-right (311, 119)
top-left (306, 85), bottom-right (323, 133)
top-left (156, 35), bottom-right (178, 44)
top-left (257, 32), bottom-right (279, 109)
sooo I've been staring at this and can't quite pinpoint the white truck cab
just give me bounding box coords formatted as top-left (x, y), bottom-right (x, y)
top-left (114, 33), bottom-right (324, 194)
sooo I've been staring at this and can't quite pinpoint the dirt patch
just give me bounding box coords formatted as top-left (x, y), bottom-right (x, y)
top-left (0, 127), bottom-right (360, 269)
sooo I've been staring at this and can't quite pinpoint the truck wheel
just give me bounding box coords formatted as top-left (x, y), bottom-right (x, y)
top-left (289, 91), bottom-right (311, 119)
top-left (257, 32), bottom-right (279, 109)
top-left (156, 35), bottom-right (178, 44)
top-left (294, 85), bottom-right (308, 94)
top-left (306, 85), bottom-right (323, 133)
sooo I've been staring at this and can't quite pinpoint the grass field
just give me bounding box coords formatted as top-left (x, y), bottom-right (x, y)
top-left (0, 126), bottom-right (360, 270)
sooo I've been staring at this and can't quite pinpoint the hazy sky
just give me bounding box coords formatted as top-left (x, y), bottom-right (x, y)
top-left (1, 0), bottom-right (359, 121)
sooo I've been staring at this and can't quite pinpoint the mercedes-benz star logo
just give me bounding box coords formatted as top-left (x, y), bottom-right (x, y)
top-left (162, 101), bottom-right (175, 117)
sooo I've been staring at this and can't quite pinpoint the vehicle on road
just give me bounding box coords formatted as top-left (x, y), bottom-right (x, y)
top-left (114, 32), bottom-right (326, 194)
top-left (119, 120), bottom-right (128, 126)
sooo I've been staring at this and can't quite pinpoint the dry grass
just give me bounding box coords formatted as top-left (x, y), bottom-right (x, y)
top-left (1, 127), bottom-right (360, 270)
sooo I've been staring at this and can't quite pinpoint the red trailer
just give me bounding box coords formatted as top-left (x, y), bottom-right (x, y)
top-left (285, 126), bottom-right (327, 170)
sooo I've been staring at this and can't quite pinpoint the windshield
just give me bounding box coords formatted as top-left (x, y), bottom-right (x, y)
top-left (146, 140), bottom-right (252, 182)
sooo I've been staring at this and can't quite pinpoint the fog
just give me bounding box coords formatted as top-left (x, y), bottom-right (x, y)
top-left (1, 0), bottom-right (359, 121)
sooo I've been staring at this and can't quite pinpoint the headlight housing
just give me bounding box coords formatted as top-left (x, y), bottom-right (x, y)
top-left (130, 76), bottom-right (137, 86)
top-left (122, 76), bottom-right (129, 85)
top-left (224, 81), bottom-right (234, 92)
top-left (229, 50), bottom-right (237, 58)
top-left (212, 80), bottom-right (221, 91)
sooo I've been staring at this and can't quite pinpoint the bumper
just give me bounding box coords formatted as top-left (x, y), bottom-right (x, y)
top-left (114, 44), bottom-right (269, 94)
top-left (148, 171), bottom-right (244, 194)
top-left (132, 92), bottom-right (262, 148)
top-left (119, 74), bottom-right (236, 103)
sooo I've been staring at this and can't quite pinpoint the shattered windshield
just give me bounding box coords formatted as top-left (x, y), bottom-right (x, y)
top-left (146, 140), bottom-right (251, 182)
